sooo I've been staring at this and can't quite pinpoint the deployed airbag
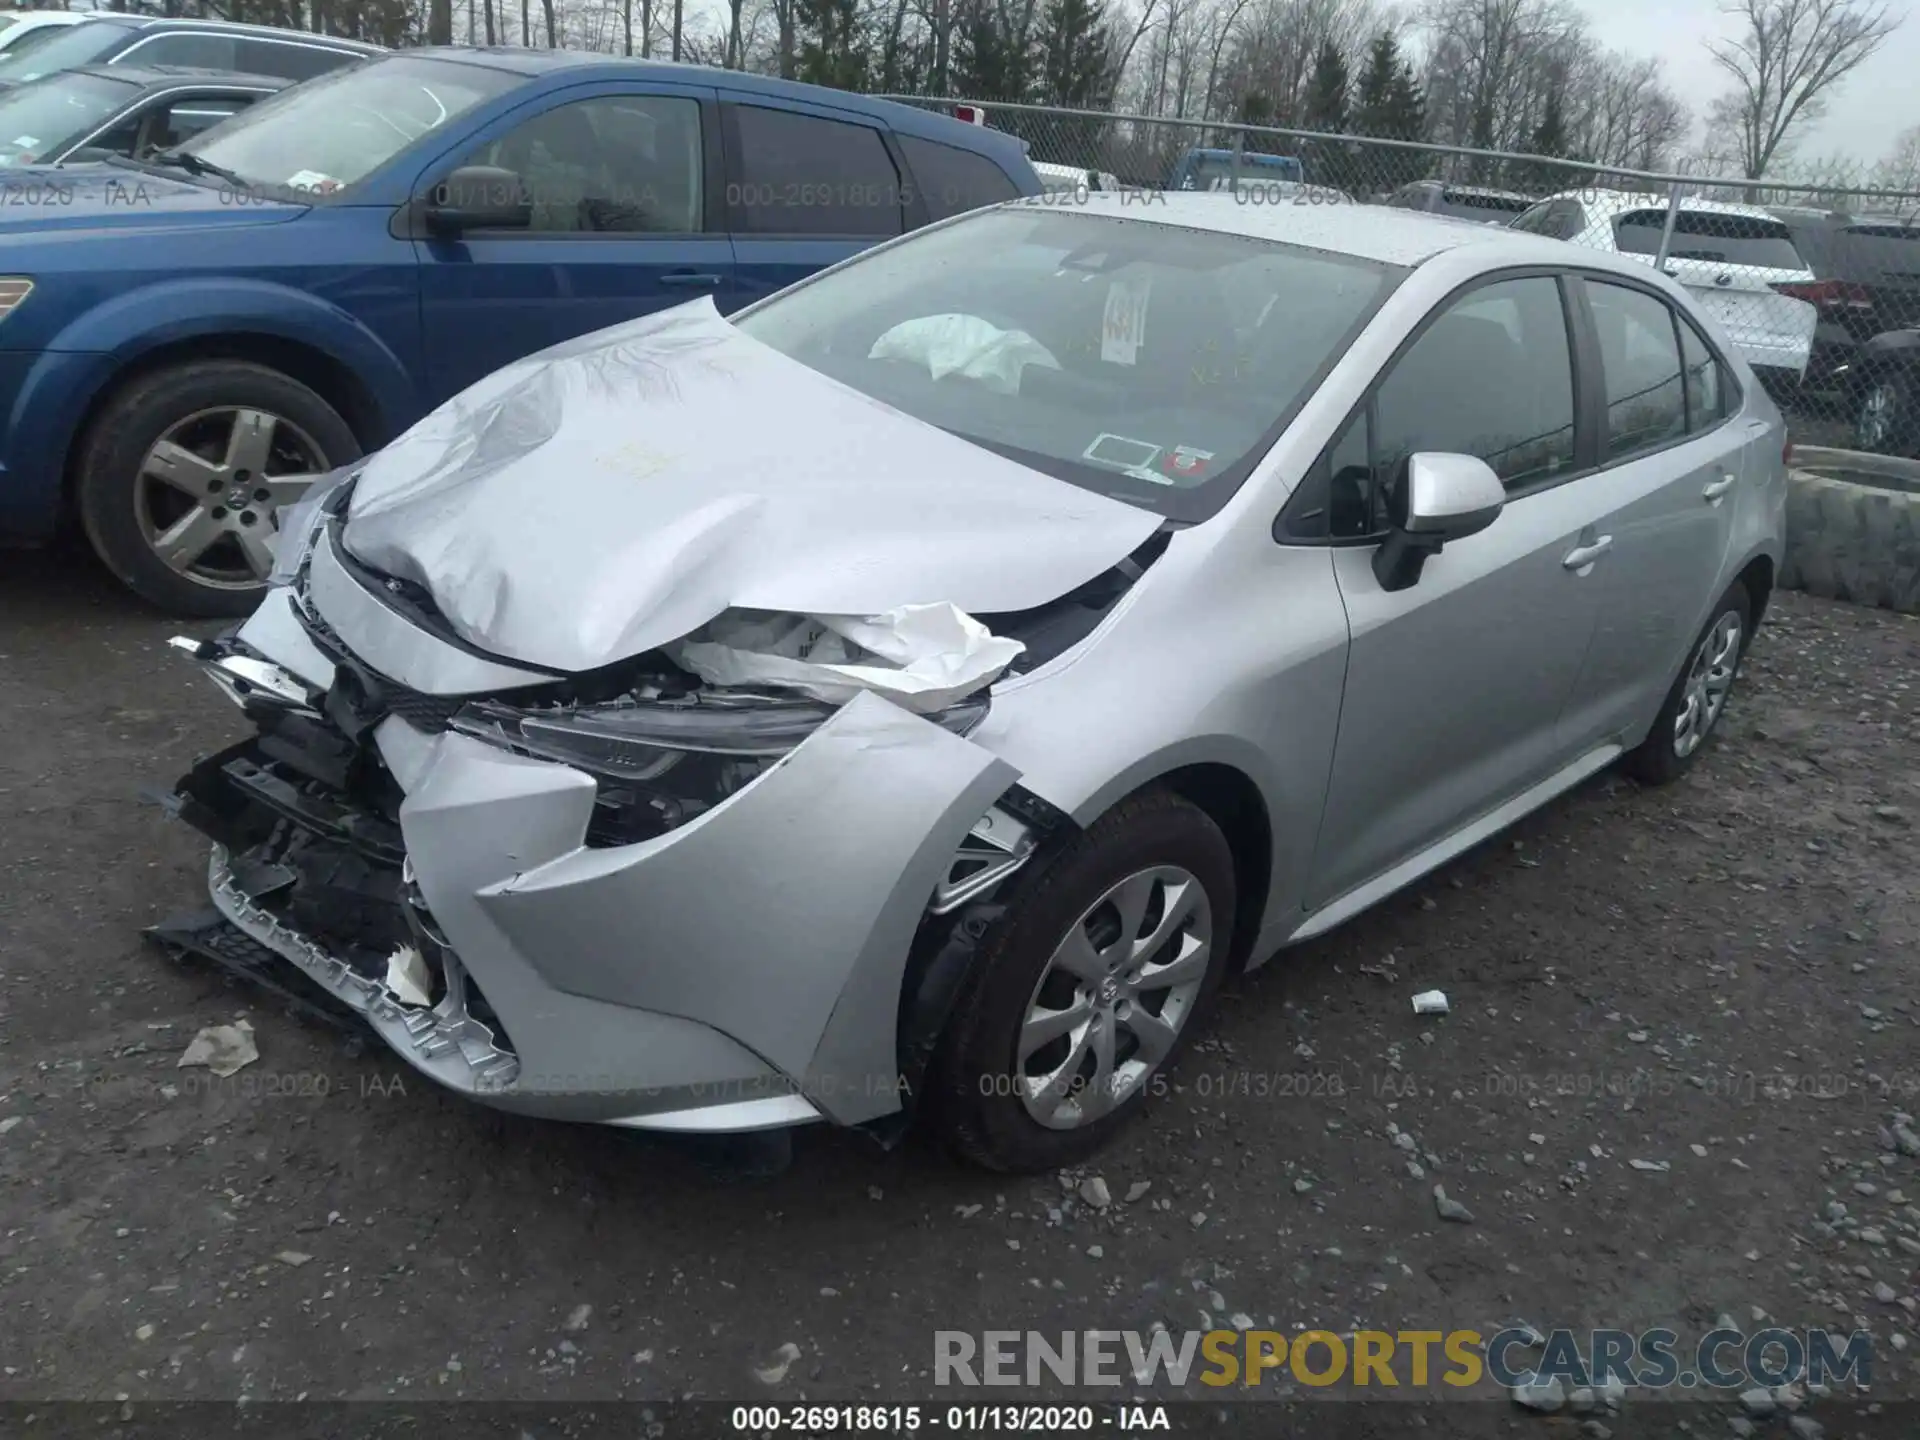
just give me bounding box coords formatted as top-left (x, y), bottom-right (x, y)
top-left (868, 313), bottom-right (1061, 395)
top-left (666, 603), bottom-right (1024, 713)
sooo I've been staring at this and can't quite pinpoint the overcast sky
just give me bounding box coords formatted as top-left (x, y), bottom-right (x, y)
top-left (1573, 0), bottom-right (1918, 167)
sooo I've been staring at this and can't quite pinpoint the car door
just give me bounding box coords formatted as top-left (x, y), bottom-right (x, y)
top-left (412, 81), bottom-right (732, 404)
top-left (718, 95), bottom-right (909, 310)
top-left (1553, 276), bottom-right (1746, 751)
top-left (1301, 272), bottom-right (1610, 911)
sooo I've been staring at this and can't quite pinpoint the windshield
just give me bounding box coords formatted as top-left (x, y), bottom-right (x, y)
top-left (0, 20), bottom-right (130, 85)
top-left (175, 54), bottom-right (518, 195)
top-left (1614, 209), bottom-right (1806, 270)
top-left (0, 68), bottom-right (135, 165)
top-left (734, 206), bottom-right (1401, 519)
top-left (1185, 153), bottom-right (1303, 186)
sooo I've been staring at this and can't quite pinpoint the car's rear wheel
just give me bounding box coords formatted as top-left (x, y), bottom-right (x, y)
top-left (1855, 374), bottom-right (1916, 456)
top-left (76, 361), bottom-right (360, 617)
top-left (1624, 581), bottom-right (1753, 786)
top-left (932, 788), bottom-right (1235, 1173)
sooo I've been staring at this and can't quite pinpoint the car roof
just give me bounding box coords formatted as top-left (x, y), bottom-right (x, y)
top-left (1025, 190), bottom-right (1665, 271)
top-left (90, 15), bottom-right (384, 50)
top-left (68, 61), bottom-right (290, 90)
top-left (2, 10), bottom-right (92, 22)
top-left (397, 47), bottom-right (1033, 167)
top-left (1541, 188), bottom-right (1785, 221)
top-left (1438, 184), bottom-right (1532, 200)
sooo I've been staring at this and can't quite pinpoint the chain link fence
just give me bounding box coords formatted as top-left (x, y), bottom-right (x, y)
top-left (883, 96), bottom-right (1920, 464)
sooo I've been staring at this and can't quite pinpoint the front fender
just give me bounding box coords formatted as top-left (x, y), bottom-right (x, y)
top-left (44, 276), bottom-right (417, 429)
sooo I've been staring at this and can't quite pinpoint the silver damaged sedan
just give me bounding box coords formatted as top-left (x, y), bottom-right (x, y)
top-left (159, 195), bottom-right (1787, 1171)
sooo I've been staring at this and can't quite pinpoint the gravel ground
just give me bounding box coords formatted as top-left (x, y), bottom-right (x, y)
top-left (2, 545), bottom-right (1918, 1432)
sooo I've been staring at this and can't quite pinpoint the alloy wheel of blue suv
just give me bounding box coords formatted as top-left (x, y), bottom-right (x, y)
top-left (77, 360), bottom-right (359, 617)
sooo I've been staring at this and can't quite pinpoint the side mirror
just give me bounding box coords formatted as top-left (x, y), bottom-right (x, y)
top-left (423, 164), bottom-right (531, 236)
top-left (1372, 451), bottom-right (1505, 593)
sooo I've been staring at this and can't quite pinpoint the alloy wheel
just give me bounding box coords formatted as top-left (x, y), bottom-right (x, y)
top-left (134, 407), bottom-right (331, 592)
top-left (1672, 610), bottom-right (1743, 759)
top-left (1017, 866), bottom-right (1212, 1130)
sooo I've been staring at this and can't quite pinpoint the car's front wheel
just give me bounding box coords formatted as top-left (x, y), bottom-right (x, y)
top-left (76, 360), bottom-right (361, 617)
top-left (1855, 374), bottom-right (1917, 456)
top-left (933, 788), bottom-right (1235, 1172)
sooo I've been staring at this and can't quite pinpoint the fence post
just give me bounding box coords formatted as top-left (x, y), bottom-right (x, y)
top-left (1231, 132), bottom-right (1243, 193)
top-left (1653, 180), bottom-right (1685, 271)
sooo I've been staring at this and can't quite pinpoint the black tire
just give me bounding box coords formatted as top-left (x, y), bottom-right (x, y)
top-left (1854, 374), bottom-right (1917, 458)
top-left (1624, 581), bottom-right (1754, 786)
top-left (76, 360), bottom-right (360, 618)
top-left (932, 788), bottom-right (1236, 1173)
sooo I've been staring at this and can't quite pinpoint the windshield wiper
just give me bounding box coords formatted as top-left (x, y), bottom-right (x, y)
top-left (145, 149), bottom-right (249, 189)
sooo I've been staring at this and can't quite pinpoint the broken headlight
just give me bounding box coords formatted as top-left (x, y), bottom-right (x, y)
top-left (267, 466), bottom-right (358, 589)
top-left (449, 691), bottom-right (988, 847)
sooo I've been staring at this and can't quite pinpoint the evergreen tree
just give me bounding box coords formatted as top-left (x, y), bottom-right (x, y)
top-left (1035, 0), bottom-right (1116, 165)
top-left (795, 0), bottom-right (867, 91)
top-left (1301, 39), bottom-right (1349, 190)
top-left (1352, 30), bottom-right (1427, 192)
top-left (1518, 89), bottom-right (1570, 194)
top-left (954, 0), bottom-right (1033, 103)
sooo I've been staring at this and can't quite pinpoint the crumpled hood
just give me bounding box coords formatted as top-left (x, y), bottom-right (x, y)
top-left (342, 297), bottom-right (1163, 675)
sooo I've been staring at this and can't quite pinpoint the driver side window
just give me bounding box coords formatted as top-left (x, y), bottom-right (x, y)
top-left (454, 95), bottom-right (703, 234)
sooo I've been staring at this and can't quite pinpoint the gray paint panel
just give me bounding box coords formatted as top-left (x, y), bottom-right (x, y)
top-left (478, 690), bottom-right (1016, 1122)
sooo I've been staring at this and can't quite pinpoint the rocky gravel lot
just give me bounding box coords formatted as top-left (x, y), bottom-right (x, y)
top-left (1, 546), bottom-right (1918, 1436)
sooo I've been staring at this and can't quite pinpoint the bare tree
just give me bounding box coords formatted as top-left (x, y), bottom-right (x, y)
top-left (1871, 123), bottom-right (1920, 191)
top-left (671, 0), bottom-right (682, 56)
top-left (540, 0), bottom-right (555, 42)
top-left (428, 0), bottom-right (453, 42)
top-left (1707, 0), bottom-right (1901, 179)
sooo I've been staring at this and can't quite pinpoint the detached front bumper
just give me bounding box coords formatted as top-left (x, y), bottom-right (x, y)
top-left (160, 563), bottom-right (1034, 1135)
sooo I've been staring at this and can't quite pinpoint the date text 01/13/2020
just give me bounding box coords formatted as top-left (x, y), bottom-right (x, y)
top-left (729, 1404), bottom-right (1172, 1433)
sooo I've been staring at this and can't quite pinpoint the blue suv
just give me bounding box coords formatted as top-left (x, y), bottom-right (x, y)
top-left (0, 48), bottom-right (1039, 613)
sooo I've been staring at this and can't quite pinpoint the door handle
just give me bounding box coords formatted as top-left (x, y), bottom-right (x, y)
top-left (1563, 535), bottom-right (1613, 571)
top-left (1702, 474), bottom-right (1736, 502)
top-left (659, 271), bottom-right (722, 288)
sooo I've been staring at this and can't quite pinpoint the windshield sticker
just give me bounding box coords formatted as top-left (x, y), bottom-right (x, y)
top-left (286, 169), bottom-right (343, 195)
top-left (1159, 445), bottom-right (1215, 481)
top-left (1083, 433), bottom-right (1161, 471)
top-left (1101, 276), bottom-right (1150, 366)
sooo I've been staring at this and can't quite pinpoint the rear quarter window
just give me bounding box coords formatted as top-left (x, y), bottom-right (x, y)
top-left (235, 38), bottom-right (363, 81)
top-left (897, 133), bottom-right (1020, 220)
top-left (725, 103), bottom-right (904, 237)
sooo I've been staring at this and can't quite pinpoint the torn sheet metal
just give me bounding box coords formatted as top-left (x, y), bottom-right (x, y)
top-left (341, 297), bottom-right (1161, 676)
top-left (666, 602), bottom-right (1024, 714)
top-left (867, 313), bottom-right (1061, 394)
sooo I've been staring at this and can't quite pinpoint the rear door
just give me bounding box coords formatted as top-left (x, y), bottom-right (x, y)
top-left (718, 95), bottom-right (910, 310)
top-left (1611, 206), bottom-right (1816, 377)
top-left (412, 80), bottom-right (732, 402)
top-left (1555, 276), bottom-right (1746, 750)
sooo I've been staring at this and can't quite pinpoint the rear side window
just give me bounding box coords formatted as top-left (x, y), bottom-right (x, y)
top-left (897, 133), bottom-right (1018, 220)
top-left (725, 104), bottom-right (903, 237)
top-left (1613, 209), bottom-right (1805, 270)
top-left (128, 32), bottom-right (239, 70)
top-left (235, 38), bottom-right (359, 81)
top-left (1442, 189), bottom-right (1530, 215)
top-left (1585, 280), bottom-right (1687, 457)
top-left (1678, 317), bottom-right (1726, 430)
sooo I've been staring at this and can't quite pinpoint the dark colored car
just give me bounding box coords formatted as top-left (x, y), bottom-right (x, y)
top-left (0, 63), bottom-right (285, 169)
top-left (0, 16), bottom-right (380, 89)
top-left (0, 47), bottom-right (1042, 615)
top-left (1386, 180), bottom-right (1534, 224)
top-left (1767, 205), bottom-right (1920, 446)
